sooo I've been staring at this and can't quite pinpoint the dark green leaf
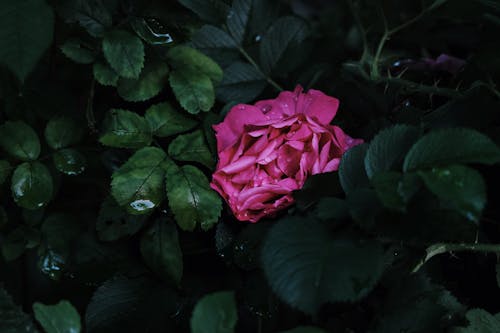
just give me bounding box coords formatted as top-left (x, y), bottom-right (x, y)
top-left (58, 0), bottom-right (112, 38)
top-left (339, 143), bottom-right (369, 194)
top-left (168, 130), bottom-right (214, 169)
top-left (191, 25), bottom-right (238, 50)
top-left (0, 288), bottom-right (39, 333)
top-left (403, 128), bottom-right (500, 171)
top-left (371, 171), bottom-right (407, 211)
top-left (169, 68), bottom-right (215, 114)
top-left (259, 16), bottom-right (308, 73)
top-left (145, 102), bottom-right (198, 137)
top-left (45, 116), bottom-right (84, 150)
top-left (314, 197), bottom-right (349, 221)
top-left (167, 46), bottom-right (223, 83)
top-left (452, 309), bottom-right (500, 332)
top-left (0, 121), bottom-right (40, 161)
top-left (53, 148), bottom-right (86, 176)
top-left (418, 165), bottom-right (486, 222)
top-left (111, 147), bottom-right (167, 215)
top-left (96, 196), bottom-right (148, 241)
top-left (93, 61), bottom-right (119, 86)
top-left (347, 188), bottom-right (383, 229)
top-left (117, 62), bottom-right (169, 102)
top-left (177, 0), bottom-right (229, 23)
top-left (102, 30), bottom-right (144, 79)
top-left (33, 300), bottom-right (81, 333)
top-left (165, 161), bottom-right (221, 231)
top-left (226, 0), bottom-right (252, 45)
top-left (130, 17), bottom-right (173, 45)
top-left (364, 125), bottom-right (420, 178)
top-left (60, 38), bottom-right (96, 64)
top-left (0, 160), bottom-right (11, 184)
top-left (140, 218), bottom-right (183, 285)
top-left (99, 109), bottom-right (152, 149)
top-left (216, 62), bottom-right (266, 103)
top-left (11, 162), bottom-right (53, 209)
top-left (262, 217), bottom-right (386, 314)
top-left (190, 291), bottom-right (238, 333)
top-left (0, 0), bottom-right (54, 82)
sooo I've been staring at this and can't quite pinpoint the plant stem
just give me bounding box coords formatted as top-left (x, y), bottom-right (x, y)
top-left (412, 242), bottom-right (500, 273)
top-left (238, 46), bottom-right (284, 92)
top-left (86, 79), bottom-right (97, 133)
top-left (378, 77), bottom-right (462, 97)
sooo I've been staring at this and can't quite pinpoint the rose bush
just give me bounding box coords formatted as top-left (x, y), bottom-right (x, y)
top-left (211, 86), bottom-right (363, 222)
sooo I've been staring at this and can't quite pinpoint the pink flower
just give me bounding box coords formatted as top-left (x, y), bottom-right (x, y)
top-left (211, 86), bottom-right (362, 223)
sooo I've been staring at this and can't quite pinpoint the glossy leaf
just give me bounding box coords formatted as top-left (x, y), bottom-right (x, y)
top-left (169, 68), bottom-right (215, 114)
top-left (60, 38), bottom-right (96, 64)
top-left (45, 116), bottom-right (84, 150)
top-left (140, 218), bottom-right (183, 285)
top-left (11, 162), bottom-right (53, 209)
top-left (216, 61), bottom-right (266, 103)
top-left (145, 102), bottom-right (198, 137)
top-left (111, 147), bottom-right (167, 215)
top-left (364, 125), bottom-right (420, 178)
top-left (102, 30), bottom-right (144, 79)
top-left (99, 109), bottom-right (152, 149)
top-left (403, 128), bottom-right (500, 171)
top-left (117, 62), bottom-right (169, 102)
top-left (33, 300), bottom-right (81, 333)
top-left (165, 161), bottom-right (221, 231)
top-left (53, 148), bottom-right (86, 176)
top-left (262, 217), bottom-right (386, 314)
top-left (0, 0), bottom-right (54, 82)
top-left (167, 46), bottom-right (223, 83)
top-left (93, 61), bottom-right (119, 86)
top-left (190, 291), bottom-right (237, 333)
top-left (168, 130), bottom-right (215, 169)
top-left (418, 165), bottom-right (486, 222)
top-left (259, 16), bottom-right (308, 73)
top-left (0, 121), bottom-right (40, 161)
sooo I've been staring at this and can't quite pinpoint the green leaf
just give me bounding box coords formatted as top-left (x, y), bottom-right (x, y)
top-left (403, 128), bottom-right (500, 171)
top-left (216, 61), bottom-right (266, 103)
top-left (371, 171), bottom-right (407, 211)
top-left (259, 16), bottom-right (308, 74)
top-left (60, 38), bottom-right (96, 64)
top-left (365, 125), bottom-right (420, 178)
top-left (165, 161), bottom-right (222, 231)
top-left (277, 327), bottom-right (328, 333)
top-left (99, 109), bottom-right (152, 149)
top-left (0, 121), bottom-right (41, 161)
top-left (226, 0), bottom-right (252, 45)
top-left (167, 46), bottom-right (223, 83)
top-left (452, 309), bottom-right (500, 332)
top-left (0, 160), bottom-right (12, 184)
top-left (169, 68), bottom-right (215, 114)
top-left (58, 0), bottom-right (112, 38)
top-left (93, 61), bottom-right (119, 86)
top-left (96, 196), bottom-right (148, 241)
top-left (140, 218), bottom-right (183, 285)
top-left (86, 276), bottom-right (179, 332)
top-left (53, 148), bottom-right (86, 176)
top-left (11, 162), bottom-right (53, 209)
top-left (177, 0), bottom-right (229, 23)
top-left (168, 130), bottom-right (215, 169)
top-left (111, 147), bottom-right (167, 215)
top-left (145, 102), bottom-right (198, 137)
top-left (0, 0), bottom-right (54, 82)
top-left (191, 25), bottom-right (238, 50)
top-left (339, 143), bottom-right (369, 194)
top-left (45, 116), bottom-right (84, 150)
top-left (262, 217), bottom-right (386, 314)
top-left (117, 62), bottom-right (169, 102)
top-left (33, 300), bottom-right (81, 333)
top-left (130, 17), bottom-right (173, 45)
top-left (418, 165), bottom-right (486, 222)
top-left (102, 30), bottom-right (145, 79)
top-left (0, 288), bottom-right (39, 333)
top-left (190, 291), bottom-right (238, 333)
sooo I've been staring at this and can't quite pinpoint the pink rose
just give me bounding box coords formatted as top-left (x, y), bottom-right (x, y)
top-left (211, 86), bottom-right (362, 223)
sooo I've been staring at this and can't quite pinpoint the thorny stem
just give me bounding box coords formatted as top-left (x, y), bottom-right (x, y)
top-left (412, 242), bottom-right (500, 273)
top-left (238, 46), bottom-right (284, 92)
top-left (86, 79), bottom-right (97, 133)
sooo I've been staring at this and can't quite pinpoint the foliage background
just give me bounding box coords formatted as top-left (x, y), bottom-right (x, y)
top-left (1, 0), bottom-right (500, 332)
